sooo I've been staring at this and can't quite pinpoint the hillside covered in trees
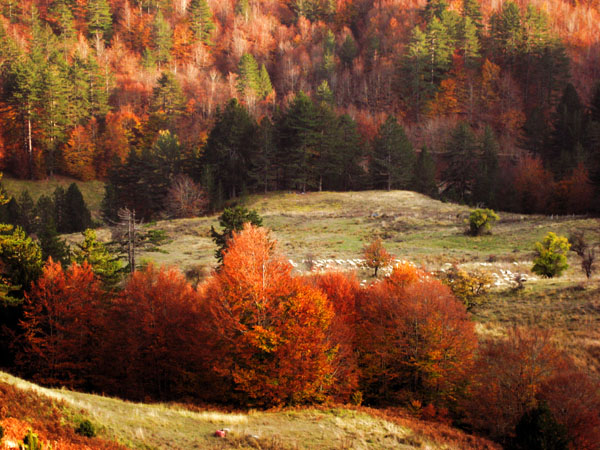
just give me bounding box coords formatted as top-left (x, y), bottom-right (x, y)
top-left (1, 0), bottom-right (600, 215)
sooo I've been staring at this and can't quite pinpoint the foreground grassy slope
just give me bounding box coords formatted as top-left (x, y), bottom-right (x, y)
top-left (0, 371), bottom-right (497, 450)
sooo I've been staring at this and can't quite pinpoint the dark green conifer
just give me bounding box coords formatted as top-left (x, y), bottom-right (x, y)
top-left (370, 116), bottom-right (415, 191)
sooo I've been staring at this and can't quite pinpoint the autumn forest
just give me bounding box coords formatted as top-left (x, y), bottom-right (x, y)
top-left (1, 0), bottom-right (600, 448)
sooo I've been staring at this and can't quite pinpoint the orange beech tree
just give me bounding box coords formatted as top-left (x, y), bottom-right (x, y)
top-left (106, 265), bottom-right (205, 400)
top-left (307, 271), bottom-right (361, 402)
top-left (18, 259), bottom-right (106, 389)
top-left (200, 224), bottom-right (337, 407)
top-left (356, 263), bottom-right (478, 408)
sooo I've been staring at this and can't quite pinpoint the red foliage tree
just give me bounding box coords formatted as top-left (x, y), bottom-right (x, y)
top-left (356, 263), bottom-right (477, 407)
top-left (467, 327), bottom-right (568, 443)
top-left (106, 265), bottom-right (205, 400)
top-left (513, 155), bottom-right (555, 213)
top-left (199, 224), bottom-right (337, 407)
top-left (307, 271), bottom-right (361, 402)
top-left (18, 259), bottom-right (106, 388)
top-left (540, 367), bottom-right (600, 450)
top-left (363, 237), bottom-right (393, 277)
top-left (552, 163), bottom-right (594, 214)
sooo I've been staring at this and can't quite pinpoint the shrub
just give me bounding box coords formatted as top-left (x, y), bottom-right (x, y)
top-left (466, 208), bottom-right (499, 236)
top-left (531, 232), bottom-right (570, 278)
top-left (438, 266), bottom-right (492, 310)
top-left (75, 419), bottom-right (96, 438)
top-left (0, 424), bottom-right (3, 440)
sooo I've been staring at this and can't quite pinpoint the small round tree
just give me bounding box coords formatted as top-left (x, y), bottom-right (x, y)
top-left (466, 208), bottom-right (499, 236)
top-left (532, 232), bottom-right (570, 278)
top-left (363, 237), bottom-right (393, 277)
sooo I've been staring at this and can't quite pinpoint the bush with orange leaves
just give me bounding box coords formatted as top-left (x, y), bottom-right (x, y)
top-left (467, 327), bottom-right (600, 448)
top-left (356, 263), bottom-right (478, 408)
top-left (199, 224), bottom-right (337, 407)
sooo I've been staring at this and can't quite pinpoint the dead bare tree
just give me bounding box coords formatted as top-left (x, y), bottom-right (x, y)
top-left (569, 231), bottom-right (596, 279)
top-left (112, 208), bottom-right (143, 273)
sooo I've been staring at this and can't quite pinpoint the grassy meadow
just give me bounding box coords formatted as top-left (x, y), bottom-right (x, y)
top-left (0, 371), bottom-right (497, 449)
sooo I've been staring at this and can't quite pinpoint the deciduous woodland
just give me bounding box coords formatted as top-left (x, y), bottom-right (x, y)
top-left (0, 0), bottom-right (600, 215)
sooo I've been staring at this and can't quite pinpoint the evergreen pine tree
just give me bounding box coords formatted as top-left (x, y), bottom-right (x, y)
top-left (424, 18), bottom-right (453, 86)
top-left (490, 1), bottom-right (523, 70)
top-left (257, 64), bottom-right (273, 99)
top-left (339, 34), bottom-right (358, 68)
top-left (153, 9), bottom-right (172, 70)
top-left (551, 83), bottom-right (587, 175)
top-left (53, 186), bottom-right (68, 233)
top-left (86, 0), bottom-right (112, 41)
top-left (333, 114), bottom-right (365, 191)
top-left (74, 228), bottom-right (122, 288)
top-left (423, 0), bottom-right (448, 21)
top-left (148, 72), bottom-right (186, 134)
top-left (187, 0), bottom-right (215, 44)
top-left (249, 117), bottom-right (278, 193)
top-left (38, 223), bottom-right (70, 266)
top-left (473, 126), bottom-right (500, 207)
top-left (237, 53), bottom-right (260, 96)
top-left (512, 404), bottom-right (570, 450)
top-left (413, 146), bottom-right (437, 197)
top-left (370, 116), bottom-right (415, 191)
top-left (442, 122), bottom-right (478, 202)
top-left (277, 92), bottom-right (319, 192)
top-left (398, 27), bottom-right (430, 120)
top-left (316, 80), bottom-right (334, 105)
top-left (203, 99), bottom-right (258, 200)
top-left (461, 16), bottom-right (480, 69)
top-left (521, 106), bottom-right (549, 156)
top-left (17, 190), bottom-right (36, 234)
top-left (462, 0), bottom-right (483, 36)
top-left (63, 183), bottom-right (92, 233)
top-left (34, 195), bottom-right (56, 234)
top-left (320, 29), bottom-right (336, 80)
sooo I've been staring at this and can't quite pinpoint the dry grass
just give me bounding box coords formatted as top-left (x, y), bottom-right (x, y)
top-left (0, 372), bottom-right (496, 449)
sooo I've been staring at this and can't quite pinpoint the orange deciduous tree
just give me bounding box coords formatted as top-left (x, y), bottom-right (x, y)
top-left (307, 271), bottom-right (361, 402)
top-left (363, 237), bottom-right (393, 277)
top-left (63, 120), bottom-right (98, 181)
top-left (106, 265), bottom-right (205, 400)
top-left (513, 155), bottom-right (555, 213)
top-left (356, 263), bottom-right (477, 407)
top-left (200, 224), bottom-right (337, 407)
top-left (18, 259), bottom-right (106, 389)
top-left (466, 327), bottom-right (567, 443)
